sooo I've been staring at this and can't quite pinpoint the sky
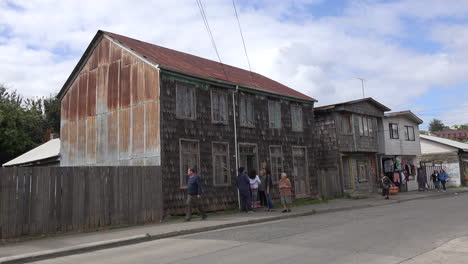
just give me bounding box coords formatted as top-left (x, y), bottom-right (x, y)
top-left (1, 0), bottom-right (467, 129)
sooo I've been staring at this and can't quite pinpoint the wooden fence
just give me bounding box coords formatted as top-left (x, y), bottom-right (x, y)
top-left (0, 166), bottom-right (163, 239)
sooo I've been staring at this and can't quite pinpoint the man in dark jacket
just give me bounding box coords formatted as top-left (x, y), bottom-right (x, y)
top-left (237, 167), bottom-right (253, 213)
top-left (185, 168), bottom-right (207, 221)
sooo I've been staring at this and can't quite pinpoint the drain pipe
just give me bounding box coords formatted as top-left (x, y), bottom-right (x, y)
top-left (233, 85), bottom-right (241, 210)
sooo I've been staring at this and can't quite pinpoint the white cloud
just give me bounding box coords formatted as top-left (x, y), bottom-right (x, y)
top-left (0, 0), bottom-right (467, 125)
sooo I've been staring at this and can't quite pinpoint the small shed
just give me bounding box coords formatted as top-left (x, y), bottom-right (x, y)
top-left (419, 135), bottom-right (468, 187)
top-left (2, 138), bottom-right (60, 167)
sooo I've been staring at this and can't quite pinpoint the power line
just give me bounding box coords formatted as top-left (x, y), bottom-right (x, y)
top-left (195, 0), bottom-right (229, 80)
top-left (232, 0), bottom-right (252, 73)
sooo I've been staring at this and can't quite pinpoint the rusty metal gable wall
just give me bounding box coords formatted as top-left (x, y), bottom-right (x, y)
top-left (60, 37), bottom-right (161, 166)
top-left (159, 73), bottom-right (316, 215)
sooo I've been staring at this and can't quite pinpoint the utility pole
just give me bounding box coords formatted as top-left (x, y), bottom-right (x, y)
top-left (357, 78), bottom-right (365, 98)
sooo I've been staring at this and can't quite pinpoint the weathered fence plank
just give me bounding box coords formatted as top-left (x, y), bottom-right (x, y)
top-left (0, 166), bottom-right (163, 239)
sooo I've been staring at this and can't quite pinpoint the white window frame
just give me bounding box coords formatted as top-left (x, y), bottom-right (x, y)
top-left (176, 81), bottom-right (196, 120)
top-left (179, 139), bottom-right (200, 188)
top-left (268, 100), bottom-right (282, 129)
top-left (239, 95), bottom-right (255, 128)
top-left (269, 145), bottom-right (284, 183)
top-left (212, 142), bottom-right (230, 186)
top-left (291, 105), bottom-right (304, 132)
top-left (211, 90), bottom-right (228, 124)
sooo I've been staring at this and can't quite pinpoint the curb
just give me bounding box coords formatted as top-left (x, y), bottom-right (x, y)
top-left (1, 190), bottom-right (466, 263)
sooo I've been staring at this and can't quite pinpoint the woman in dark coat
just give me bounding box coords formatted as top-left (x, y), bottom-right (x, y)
top-left (417, 167), bottom-right (427, 191)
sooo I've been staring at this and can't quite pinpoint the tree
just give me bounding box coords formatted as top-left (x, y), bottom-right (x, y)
top-left (452, 124), bottom-right (468, 130)
top-left (0, 85), bottom-right (61, 164)
top-left (428, 119), bottom-right (448, 132)
top-left (43, 95), bottom-right (61, 137)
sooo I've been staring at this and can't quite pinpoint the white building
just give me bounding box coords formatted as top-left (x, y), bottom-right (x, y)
top-left (419, 135), bottom-right (468, 187)
top-left (382, 111), bottom-right (423, 191)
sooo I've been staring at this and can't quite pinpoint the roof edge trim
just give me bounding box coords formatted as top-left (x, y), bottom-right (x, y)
top-left (159, 66), bottom-right (317, 104)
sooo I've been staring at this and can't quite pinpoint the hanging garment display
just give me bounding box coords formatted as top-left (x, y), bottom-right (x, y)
top-left (403, 170), bottom-right (409, 182)
top-left (395, 158), bottom-right (402, 170)
top-left (393, 172), bottom-right (400, 183)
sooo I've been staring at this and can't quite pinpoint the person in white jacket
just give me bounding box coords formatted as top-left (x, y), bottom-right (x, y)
top-left (248, 170), bottom-right (261, 209)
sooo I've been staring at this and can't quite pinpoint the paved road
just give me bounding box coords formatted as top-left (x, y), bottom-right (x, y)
top-left (34, 193), bottom-right (468, 264)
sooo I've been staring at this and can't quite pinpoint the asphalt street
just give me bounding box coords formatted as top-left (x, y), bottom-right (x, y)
top-left (33, 192), bottom-right (468, 264)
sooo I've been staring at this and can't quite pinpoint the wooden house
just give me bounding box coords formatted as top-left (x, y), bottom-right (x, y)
top-left (57, 30), bottom-right (318, 214)
top-left (314, 98), bottom-right (390, 197)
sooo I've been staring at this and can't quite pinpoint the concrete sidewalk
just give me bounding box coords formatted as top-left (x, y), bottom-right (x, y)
top-left (1, 188), bottom-right (467, 264)
top-left (401, 236), bottom-right (468, 263)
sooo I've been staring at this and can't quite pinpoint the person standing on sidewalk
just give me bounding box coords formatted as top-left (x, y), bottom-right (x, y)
top-left (258, 169), bottom-right (267, 207)
top-left (279, 172), bottom-right (292, 212)
top-left (237, 167), bottom-right (253, 213)
top-left (264, 167), bottom-right (275, 211)
top-left (438, 169), bottom-right (448, 192)
top-left (431, 170), bottom-right (440, 192)
top-left (249, 170), bottom-right (261, 208)
top-left (185, 168), bottom-right (207, 221)
top-left (417, 168), bottom-right (427, 191)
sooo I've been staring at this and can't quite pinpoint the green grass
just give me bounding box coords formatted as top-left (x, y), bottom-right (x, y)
top-left (447, 186), bottom-right (468, 189)
top-left (291, 198), bottom-right (328, 206)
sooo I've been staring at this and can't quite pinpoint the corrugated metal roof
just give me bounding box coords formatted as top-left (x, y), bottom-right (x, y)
top-left (420, 134), bottom-right (468, 152)
top-left (2, 138), bottom-right (61, 167)
top-left (315, 97), bottom-right (391, 112)
top-left (104, 31), bottom-right (316, 102)
top-left (57, 30), bottom-right (316, 103)
top-left (385, 110), bottom-right (423, 124)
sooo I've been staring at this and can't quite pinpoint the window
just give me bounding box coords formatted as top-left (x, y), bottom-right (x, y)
top-left (358, 116), bottom-right (372, 137)
top-left (363, 117), bottom-right (369, 136)
top-left (358, 116), bottom-right (363, 136)
top-left (268, 100), bottom-right (282, 128)
top-left (179, 139), bottom-right (200, 187)
top-left (176, 82), bottom-right (196, 119)
top-left (240, 95), bottom-right (254, 127)
top-left (269, 146), bottom-right (283, 183)
top-left (389, 123), bottom-right (399, 139)
top-left (368, 118), bottom-right (373, 137)
top-left (212, 142), bottom-right (230, 186)
top-left (239, 143), bottom-right (258, 174)
top-left (290, 105), bottom-right (303, 132)
top-left (357, 160), bottom-right (369, 182)
top-left (211, 90), bottom-right (228, 124)
top-left (405, 126), bottom-right (415, 141)
top-left (341, 114), bottom-right (352, 134)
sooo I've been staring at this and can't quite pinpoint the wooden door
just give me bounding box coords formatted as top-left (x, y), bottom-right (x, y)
top-left (292, 146), bottom-right (309, 198)
top-left (239, 144), bottom-right (258, 174)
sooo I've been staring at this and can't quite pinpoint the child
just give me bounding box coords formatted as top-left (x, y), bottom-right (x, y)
top-left (249, 170), bottom-right (261, 208)
top-left (279, 172), bottom-right (292, 212)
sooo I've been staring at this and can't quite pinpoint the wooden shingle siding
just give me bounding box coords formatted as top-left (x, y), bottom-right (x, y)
top-left (160, 73), bottom-right (316, 215)
top-left (314, 100), bottom-right (387, 197)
